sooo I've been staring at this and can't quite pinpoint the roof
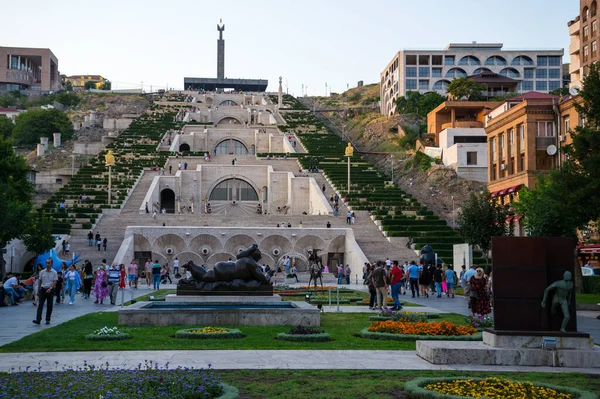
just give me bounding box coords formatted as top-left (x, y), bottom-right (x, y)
top-left (468, 72), bottom-right (519, 84)
top-left (506, 92), bottom-right (560, 102)
top-left (0, 108), bottom-right (19, 113)
top-left (66, 75), bottom-right (104, 80)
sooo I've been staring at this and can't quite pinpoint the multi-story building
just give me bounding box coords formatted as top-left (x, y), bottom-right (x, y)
top-left (380, 43), bottom-right (564, 115)
top-left (0, 46), bottom-right (61, 92)
top-left (568, 1), bottom-right (599, 89)
top-left (65, 75), bottom-right (107, 90)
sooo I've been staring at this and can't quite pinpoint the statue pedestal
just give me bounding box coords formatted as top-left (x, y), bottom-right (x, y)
top-left (166, 294), bottom-right (282, 304)
top-left (482, 329), bottom-right (593, 350)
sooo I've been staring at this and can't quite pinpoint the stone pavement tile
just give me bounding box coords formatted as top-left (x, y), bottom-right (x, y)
top-left (0, 350), bottom-right (598, 374)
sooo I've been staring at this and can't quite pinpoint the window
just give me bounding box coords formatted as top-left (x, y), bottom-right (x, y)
top-left (518, 125), bottom-right (525, 153)
top-left (458, 55), bottom-right (481, 65)
top-left (419, 67), bottom-right (430, 77)
top-left (499, 134), bottom-right (505, 158)
top-left (584, 45), bottom-right (590, 61)
top-left (524, 68), bottom-right (534, 79)
top-left (473, 68), bottom-right (492, 75)
top-left (593, 20), bottom-right (598, 35)
top-left (520, 81), bottom-right (534, 91)
top-left (406, 55), bottom-right (417, 65)
top-left (485, 56), bottom-right (507, 65)
top-left (432, 80), bottom-right (451, 90)
top-left (499, 68), bottom-right (520, 78)
top-left (548, 55), bottom-right (561, 65)
top-left (593, 41), bottom-right (598, 57)
top-left (10, 56), bottom-right (18, 70)
top-left (536, 81), bottom-right (548, 91)
top-left (432, 68), bottom-right (442, 77)
top-left (593, 0), bottom-right (598, 17)
top-left (444, 56), bottom-right (455, 65)
top-left (548, 68), bottom-right (561, 79)
top-left (564, 117), bottom-right (570, 134)
top-left (445, 68), bottom-right (467, 78)
top-left (536, 69), bottom-right (548, 79)
top-left (509, 129), bottom-right (515, 155)
top-left (537, 121), bottom-right (555, 137)
top-left (406, 79), bottom-right (417, 90)
top-left (405, 67), bottom-right (417, 77)
top-left (492, 137), bottom-right (497, 161)
top-left (537, 56), bottom-right (548, 66)
top-left (584, 25), bottom-right (590, 41)
top-left (512, 56), bottom-right (534, 65)
top-left (549, 81), bottom-right (561, 91)
top-left (466, 152), bottom-right (478, 165)
top-left (432, 55), bottom-right (443, 65)
top-left (209, 178), bottom-right (258, 201)
top-left (584, 6), bottom-right (589, 22)
top-left (419, 80), bottom-right (429, 90)
top-left (418, 55), bottom-right (429, 65)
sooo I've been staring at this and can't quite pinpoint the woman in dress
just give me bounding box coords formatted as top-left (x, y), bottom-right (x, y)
top-left (93, 265), bottom-right (109, 305)
top-left (468, 267), bottom-right (492, 316)
top-left (32, 264), bottom-right (43, 306)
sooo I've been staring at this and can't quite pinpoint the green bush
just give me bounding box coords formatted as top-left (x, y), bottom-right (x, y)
top-left (276, 332), bottom-right (331, 342)
top-left (85, 333), bottom-right (131, 341)
top-left (359, 328), bottom-right (482, 342)
top-left (175, 328), bottom-right (244, 339)
top-left (583, 276), bottom-right (600, 294)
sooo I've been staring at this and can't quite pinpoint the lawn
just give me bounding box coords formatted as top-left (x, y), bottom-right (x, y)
top-left (577, 293), bottom-right (600, 305)
top-left (215, 370), bottom-right (600, 399)
top-left (0, 312), bottom-right (467, 353)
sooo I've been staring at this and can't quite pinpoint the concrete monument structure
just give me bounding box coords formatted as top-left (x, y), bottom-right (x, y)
top-left (217, 19), bottom-right (225, 80)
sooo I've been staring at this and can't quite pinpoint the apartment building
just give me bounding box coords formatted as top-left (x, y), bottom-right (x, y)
top-left (568, 0), bottom-right (599, 89)
top-left (65, 75), bottom-right (107, 90)
top-left (380, 43), bottom-right (564, 115)
top-left (0, 46), bottom-right (61, 92)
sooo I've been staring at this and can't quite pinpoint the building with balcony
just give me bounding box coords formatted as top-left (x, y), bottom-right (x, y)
top-left (427, 101), bottom-right (500, 182)
top-left (380, 42), bottom-right (564, 115)
top-left (0, 47), bottom-right (61, 92)
top-left (568, 1), bottom-right (599, 89)
top-left (65, 75), bottom-right (107, 90)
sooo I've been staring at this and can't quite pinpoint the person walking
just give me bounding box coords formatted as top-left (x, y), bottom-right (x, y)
top-left (445, 265), bottom-right (456, 299)
top-left (152, 260), bottom-right (162, 289)
top-left (419, 263), bottom-right (432, 298)
top-left (407, 261), bottom-right (420, 298)
top-left (107, 264), bottom-right (120, 305)
top-left (64, 264), bottom-right (81, 305)
top-left (372, 261), bottom-right (389, 310)
top-left (58, 262), bottom-right (68, 303)
top-left (87, 231), bottom-right (94, 246)
top-left (96, 237), bottom-right (102, 251)
top-left (366, 264), bottom-right (377, 309)
top-left (389, 260), bottom-right (404, 310)
top-left (32, 264), bottom-right (43, 306)
top-left (337, 264), bottom-right (344, 285)
top-left (102, 238), bottom-right (108, 253)
top-left (173, 257), bottom-right (180, 277)
top-left (145, 260), bottom-right (152, 288)
top-left (82, 260), bottom-right (94, 299)
top-left (346, 211), bottom-right (352, 224)
top-left (93, 264), bottom-right (109, 305)
top-left (54, 271), bottom-right (64, 305)
top-left (462, 264), bottom-right (477, 297)
top-left (459, 265), bottom-right (467, 289)
top-left (468, 268), bottom-right (492, 316)
top-left (345, 264), bottom-right (351, 285)
top-left (33, 259), bottom-right (58, 325)
top-left (290, 265), bottom-right (299, 282)
top-left (433, 265), bottom-right (444, 298)
top-left (128, 260), bottom-right (138, 288)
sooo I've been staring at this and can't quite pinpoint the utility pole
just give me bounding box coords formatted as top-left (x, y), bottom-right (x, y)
top-left (391, 154), bottom-right (395, 183)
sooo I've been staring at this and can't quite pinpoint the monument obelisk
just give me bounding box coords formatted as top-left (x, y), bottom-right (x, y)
top-left (217, 19), bottom-right (225, 80)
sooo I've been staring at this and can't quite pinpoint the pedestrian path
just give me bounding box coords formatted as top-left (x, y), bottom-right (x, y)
top-left (0, 350), bottom-right (598, 375)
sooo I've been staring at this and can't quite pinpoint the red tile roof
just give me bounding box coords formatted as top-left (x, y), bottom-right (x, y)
top-left (0, 108), bottom-right (19, 113)
top-left (506, 92), bottom-right (560, 102)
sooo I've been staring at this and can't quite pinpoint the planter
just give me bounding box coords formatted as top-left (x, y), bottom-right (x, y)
top-left (175, 328), bottom-right (244, 339)
top-left (85, 333), bottom-right (131, 341)
top-left (359, 328), bottom-right (482, 342)
top-left (276, 332), bottom-right (331, 342)
top-left (403, 377), bottom-right (597, 399)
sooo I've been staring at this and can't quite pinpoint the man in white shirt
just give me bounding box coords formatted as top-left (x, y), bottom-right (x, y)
top-left (3, 273), bottom-right (24, 306)
top-left (33, 259), bottom-right (58, 325)
top-left (173, 258), bottom-right (180, 275)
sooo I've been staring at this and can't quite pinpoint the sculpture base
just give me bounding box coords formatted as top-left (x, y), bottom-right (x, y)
top-left (166, 294), bottom-right (281, 303)
top-left (177, 280), bottom-right (273, 296)
top-left (483, 329), bottom-right (593, 350)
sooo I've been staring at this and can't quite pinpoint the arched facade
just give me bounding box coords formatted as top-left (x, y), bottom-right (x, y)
top-left (499, 68), bottom-right (521, 78)
top-left (215, 116), bottom-right (242, 125)
top-left (473, 68), bottom-right (493, 75)
top-left (214, 138), bottom-right (249, 155)
top-left (219, 100), bottom-right (238, 106)
top-left (458, 55), bottom-right (481, 66)
top-left (485, 56), bottom-right (507, 66)
top-left (208, 178), bottom-right (259, 201)
top-left (432, 80), bottom-right (451, 91)
top-left (511, 56), bottom-right (534, 66)
top-left (445, 68), bottom-right (467, 78)
top-left (179, 143), bottom-right (190, 152)
top-left (160, 189), bottom-right (175, 213)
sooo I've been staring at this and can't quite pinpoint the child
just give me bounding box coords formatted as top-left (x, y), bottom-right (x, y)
top-left (55, 271), bottom-right (64, 304)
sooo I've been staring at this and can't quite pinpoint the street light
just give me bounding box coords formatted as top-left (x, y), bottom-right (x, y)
top-left (345, 143), bottom-right (354, 194)
top-left (451, 195), bottom-right (455, 228)
top-left (391, 154), bottom-right (395, 183)
top-left (105, 150), bottom-right (116, 205)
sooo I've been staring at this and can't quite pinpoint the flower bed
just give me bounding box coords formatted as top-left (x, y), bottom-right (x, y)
top-left (276, 325), bottom-right (331, 342)
top-left (1, 363), bottom-right (238, 399)
top-left (404, 376), bottom-right (597, 399)
top-left (368, 311), bottom-right (439, 322)
top-left (85, 326), bottom-right (131, 341)
top-left (176, 327), bottom-right (244, 339)
top-left (360, 320), bottom-right (481, 341)
top-left (464, 314), bottom-right (494, 330)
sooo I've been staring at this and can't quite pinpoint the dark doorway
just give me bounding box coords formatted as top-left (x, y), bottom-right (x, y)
top-left (179, 143), bottom-right (190, 152)
top-left (160, 189), bottom-right (176, 213)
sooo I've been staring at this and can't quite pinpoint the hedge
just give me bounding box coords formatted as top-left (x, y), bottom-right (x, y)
top-left (583, 276), bottom-right (600, 294)
top-left (403, 377), bottom-right (598, 399)
top-left (175, 328), bottom-right (244, 339)
top-left (368, 314), bottom-right (440, 321)
top-left (85, 333), bottom-right (131, 341)
top-left (359, 328), bottom-right (482, 342)
top-left (275, 332), bottom-right (331, 342)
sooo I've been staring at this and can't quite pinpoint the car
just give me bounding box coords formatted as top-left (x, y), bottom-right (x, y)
top-left (581, 266), bottom-right (600, 276)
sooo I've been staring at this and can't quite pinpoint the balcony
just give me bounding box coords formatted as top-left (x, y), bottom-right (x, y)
top-left (569, 20), bottom-right (581, 36)
top-left (570, 56), bottom-right (581, 72)
top-left (536, 136), bottom-right (557, 150)
top-left (570, 39), bottom-right (581, 55)
top-left (441, 121), bottom-right (484, 130)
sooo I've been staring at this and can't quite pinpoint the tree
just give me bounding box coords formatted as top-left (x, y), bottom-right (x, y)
top-left (98, 80), bottom-right (112, 91)
top-left (0, 139), bottom-right (34, 278)
top-left (446, 77), bottom-right (486, 101)
top-left (550, 86), bottom-right (570, 96)
top-left (65, 81), bottom-right (74, 92)
top-left (11, 108), bottom-right (74, 146)
top-left (22, 210), bottom-right (55, 261)
top-left (457, 192), bottom-right (512, 264)
top-left (0, 116), bottom-right (14, 140)
top-left (84, 80), bottom-right (97, 90)
top-left (55, 92), bottom-right (81, 108)
top-left (395, 91), bottom-right (446, 117)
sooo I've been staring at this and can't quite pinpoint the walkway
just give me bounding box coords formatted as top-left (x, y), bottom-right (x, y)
top-left (0, 350), bottom-right (598, 374)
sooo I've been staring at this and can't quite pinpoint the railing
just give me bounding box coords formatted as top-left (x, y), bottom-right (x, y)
top-left (536, 136), bottom-right (556, 150)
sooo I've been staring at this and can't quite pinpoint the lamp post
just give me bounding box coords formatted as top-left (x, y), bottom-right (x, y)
top-left (71, 154), bottom-right (75, 177)
top-left (345, 143), bottom-right (354, 194)
top-left (105, 150), bottom-right (115, 205)
top-left (451, 195), bottom-right (455, 228)
top-left (391, 154), bottom-right (395, 183)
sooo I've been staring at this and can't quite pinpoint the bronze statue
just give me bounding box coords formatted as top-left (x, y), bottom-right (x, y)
top-left (178, 244), bottom-right (273, 294)
top-left (307, 248), bottom-right (323, 292)
top-left (541, 271), bottom-right (574, 332)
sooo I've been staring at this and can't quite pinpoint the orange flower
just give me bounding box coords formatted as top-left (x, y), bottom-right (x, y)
top-left (367, 320), bottom-right (476, 336)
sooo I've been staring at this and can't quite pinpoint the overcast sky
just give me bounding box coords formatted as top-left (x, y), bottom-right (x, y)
top-left (1, 0), bottom-right (579, 95)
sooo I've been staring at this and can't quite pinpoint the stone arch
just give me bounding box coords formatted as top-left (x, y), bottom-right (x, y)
top-left (224, 234), bottom-right (258, 255)
top-left (219, 100), bottom-right (238, 106)
top-left (458, 55), bottom-right (481, 66)
top-left (133, 234), bottom-right (152, 252)
top-left (189, 234), bottom-right (223, 257)
top-left (473, 68), bottom-right (493, 75)
top-left (432, 80), bottom-right (451, 91)
top-left (207, 175), bottom-right (260, 202)
top-left (259, 235), bottom-right (293, 262)
top-left (258, 253), bottom-right (275, 267)
top-left (214, 138), bottom-right (249, 155)
top-left (278, 252), bottom-right (310, 272)
top-left (499, 67), bottom-right (520, 79)
top-left (215, 116), bottom-right (242, 125)
top-left (153, 233), bottom-right (187, 256)
top-left (173, 251), bottom-right (203, 267)
top-left (160, 189), bottom-right (176, 213)
top-left (445, 68), bottom-right (467, 78)
top-left (327, 235), bottom-right (345, 253)
top-left (294, 235), bottom-right (327, 254)
top-left (150, 252), bottom-right (168, 265)
top-left (207, 252), bottom-right (235, 267)
top-left (179, 142), bottom-right (190, 152)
